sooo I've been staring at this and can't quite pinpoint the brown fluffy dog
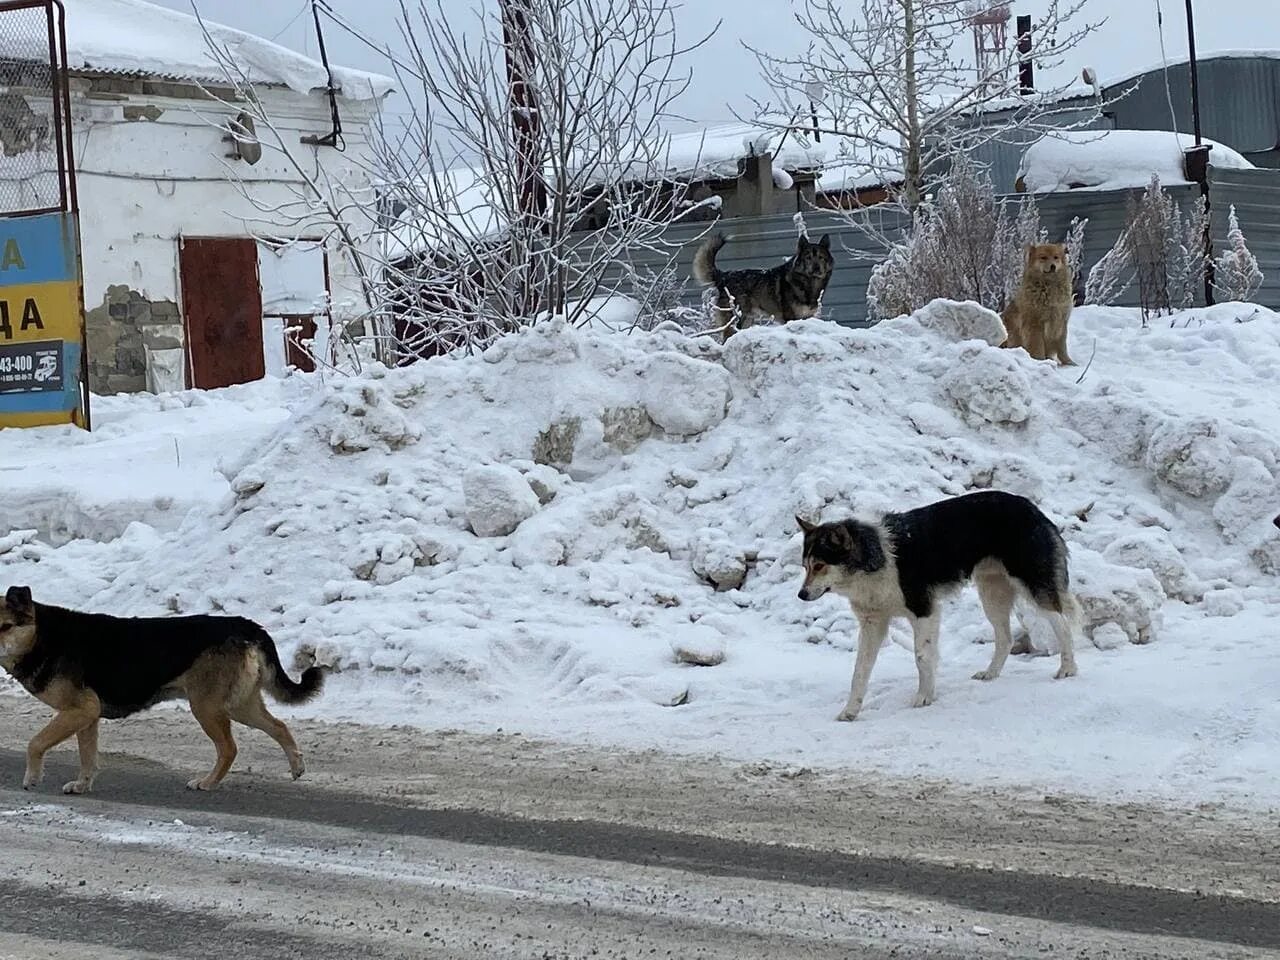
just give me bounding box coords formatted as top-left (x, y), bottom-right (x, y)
top-left (1002, 243), bottom-right (1074, 365)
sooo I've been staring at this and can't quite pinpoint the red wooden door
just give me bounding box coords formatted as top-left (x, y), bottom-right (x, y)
top-left (281, 314), bottom-right (318, 373)
top-left (179, 237), bottom-right (264, 389)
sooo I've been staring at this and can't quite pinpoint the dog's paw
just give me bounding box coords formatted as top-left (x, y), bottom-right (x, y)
top-left (1010, 635), bottom-right (1038, 656)
top-left (1054, 663), bottom-right (1078, 680)
top-left (21, 768), bottom-right (42, 790)
top-left (972, 669), bottom-right (999, 681)
top-left (186, 776), bottom-right (219, 791)
top-left (835, 707), bottom-right (861, 722)
top-left (62, 779), bottom-right (92, 796)
top-left (290, 761), bottom-right (306, 781)
top-left (911, 692), bottom-right (936, 708)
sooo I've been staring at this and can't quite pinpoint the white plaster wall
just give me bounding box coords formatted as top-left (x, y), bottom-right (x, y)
top-left (70, 80), bottom-right (381, 344)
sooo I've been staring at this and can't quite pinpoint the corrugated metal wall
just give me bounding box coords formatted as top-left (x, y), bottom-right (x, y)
top-left (949, 57), bottom-right (1280, 198)
top-left (600, 180), bottom-right (1237, 328)
top-left (1037, 182), bottom-right (1209, 309)
top-left (1209, 166), bottom-right (1280, 307)
top-left (1106, 58), bottom-right (1280, 155)
top-left (597, 208), bottom-right (910, 329)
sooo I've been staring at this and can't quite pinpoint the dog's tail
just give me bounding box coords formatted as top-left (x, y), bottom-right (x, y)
top-left (254, 628), bottom-right (325, 705)
top-left (692, 233), bottom-right (727, 286)
top-left (1061, 591), bottom-right (1084, 631)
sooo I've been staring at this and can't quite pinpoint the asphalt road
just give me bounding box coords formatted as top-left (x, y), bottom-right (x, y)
top-left (0, 748), bottom-right (1276, 960)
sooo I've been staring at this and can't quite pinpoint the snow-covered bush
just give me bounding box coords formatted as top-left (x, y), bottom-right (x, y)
top-left (1083, 224), bottom-right (1134, 306)
top-left (1086, 175), bottom-right (1209, 319)
top-left (867, 156), bottom-right (1086, 320)
top-left (621, 261), bottom-right (703, 332)
top-left (1212, 205), bottom-right (1264, 303)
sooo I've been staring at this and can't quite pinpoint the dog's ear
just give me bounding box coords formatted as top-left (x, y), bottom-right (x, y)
top-left (817, 233), bottom-right (831, 250)
top-left (796, 515), bottom-right (816, 534)
top-left (837, 521), bottom-right (887, 572)
top-left (4, 586), bottom-right (33, 617)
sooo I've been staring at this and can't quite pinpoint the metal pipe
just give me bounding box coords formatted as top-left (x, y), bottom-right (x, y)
top-left (1184, 0), bottom-right (1202, 147)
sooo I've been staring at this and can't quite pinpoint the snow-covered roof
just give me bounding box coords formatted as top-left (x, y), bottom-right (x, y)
top-left (32, 0), bottom-right (395, 101)
top-left (657, 121), bottom-right (898, 193)
top-left (662, 121), bottom-right (830, 179)
top-left (955, 85), bottom-right (1099, 119)
top-left (381, 166), bottom-right (501, 260)
top-left (1105, 49), bottom-right (1280, 89)
top-left (1017, 129), bottom-right (1254, 194)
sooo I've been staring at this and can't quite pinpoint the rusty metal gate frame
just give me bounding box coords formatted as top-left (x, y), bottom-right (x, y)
top-left (0, 0), bottom-right (88, 427)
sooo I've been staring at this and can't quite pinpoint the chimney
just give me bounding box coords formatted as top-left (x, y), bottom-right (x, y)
top-left (1017, 14), bottom-right (1034, 94)
top-left (738, 150), bottom-right (774, 217)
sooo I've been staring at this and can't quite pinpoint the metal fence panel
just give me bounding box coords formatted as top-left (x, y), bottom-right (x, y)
top-left (1207, 166), bottom-right (1280, 308)
top-left (0, 0), bottom-right (70, 215)
top-left (588, 169), bottom-right (1280, 327)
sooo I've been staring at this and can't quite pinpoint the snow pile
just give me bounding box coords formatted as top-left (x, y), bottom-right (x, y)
top-left (34, 0), bottom-right (394, 100)
top-left (4, 302), bottom-right (1280, 806)
top-left (464, 464), bottom-right (540, 538)
top-left (0, 380), bottom-right (297, 544)
top-left (1019, 130), bottom-right (1254, 193)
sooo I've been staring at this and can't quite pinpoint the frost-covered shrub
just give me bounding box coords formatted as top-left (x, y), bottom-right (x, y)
top-left (1086, 175), bottom-right (1210, 318)
top-left (622, 260), bottom-right (704, 332)
top-left (867, 155), bottom-right (1086, 320)
top-left (1212, 205), bottom-right (1264, 303)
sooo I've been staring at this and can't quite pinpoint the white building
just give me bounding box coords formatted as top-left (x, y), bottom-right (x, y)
top-left (5, 0), bottom-right (394, 393)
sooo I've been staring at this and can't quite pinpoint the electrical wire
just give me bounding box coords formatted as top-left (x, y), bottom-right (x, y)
top-left (1153, 0), bottom-right (1185, 149)
top-left (269, 0), bottom-right (312, 42)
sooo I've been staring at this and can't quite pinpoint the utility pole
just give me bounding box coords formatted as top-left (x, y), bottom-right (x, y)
top-left (501, 0), bottom-right (545, 224)
top-left (500, 0), bottom-right (547, 317)
top-left (1184, 0), bottom-right (1202, 147)
top-left (1181, 0), bottom-right (1214, 305)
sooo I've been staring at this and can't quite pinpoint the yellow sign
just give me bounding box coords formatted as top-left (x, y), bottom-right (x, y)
top-left (0, 212), bottom-right (88, 429)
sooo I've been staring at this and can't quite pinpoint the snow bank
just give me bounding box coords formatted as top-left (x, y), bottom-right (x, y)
top-left (40, 0), bottom-right (394, 100)
top-left (1019, 130), bottom-right (1254, 193)
top-left (4, 302), bottom-right (1280, 807)
top-left (0, 380), bottom-right (297, 544)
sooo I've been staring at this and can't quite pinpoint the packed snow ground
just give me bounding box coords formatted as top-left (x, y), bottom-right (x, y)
top-left (3, 301), bottom-right (1280, 809)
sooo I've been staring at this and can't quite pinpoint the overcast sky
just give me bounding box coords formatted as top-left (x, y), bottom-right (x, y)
top-left (155, 0), bottom-right (1279, 129)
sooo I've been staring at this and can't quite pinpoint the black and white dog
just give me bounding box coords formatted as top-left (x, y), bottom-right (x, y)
top-left (797, 490), bottom-right (1079, 721)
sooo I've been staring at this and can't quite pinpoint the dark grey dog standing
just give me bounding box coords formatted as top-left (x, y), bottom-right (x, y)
top-left (692, 232), bottom-right (835, 341)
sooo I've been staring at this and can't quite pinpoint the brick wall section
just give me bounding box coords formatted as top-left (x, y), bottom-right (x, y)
top-left (84, 285), bottom-right (183, 394)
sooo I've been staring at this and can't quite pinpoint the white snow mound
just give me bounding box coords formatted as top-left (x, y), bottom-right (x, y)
top-left (5, 299), bottom-right (1280, 806)
top-left (464, 464), bottom-right (540, 538)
